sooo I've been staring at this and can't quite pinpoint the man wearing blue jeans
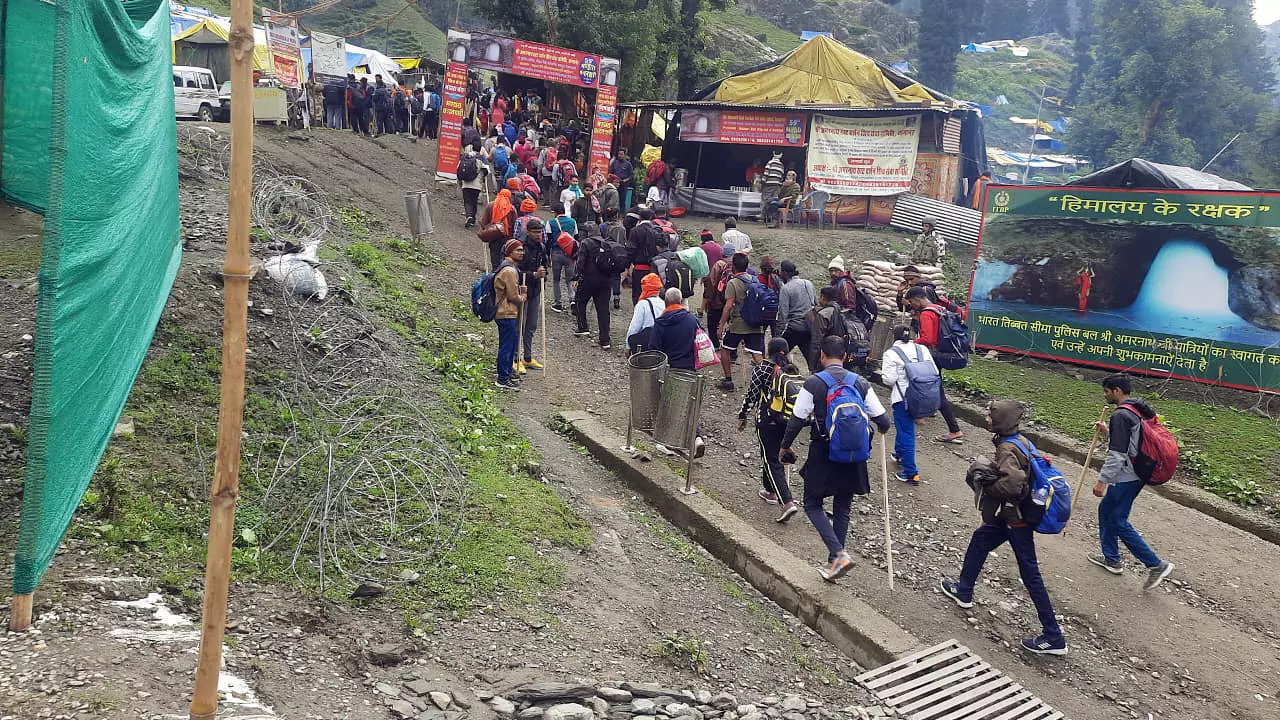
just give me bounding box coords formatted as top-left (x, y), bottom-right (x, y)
top-left (941, 400), bottom-right (1067, 655)
top-left (880, 325), bottom-right (937, 486)
top-left (492, 240), bottom-right (528, 390)
top-left (1088, 374), bottom-right (1175, 590)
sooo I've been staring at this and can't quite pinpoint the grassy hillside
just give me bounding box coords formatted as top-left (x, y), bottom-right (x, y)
top-left (953, 34), bottom-right (1075, 151)
top-left (703, 6), bottom-right (803, 67)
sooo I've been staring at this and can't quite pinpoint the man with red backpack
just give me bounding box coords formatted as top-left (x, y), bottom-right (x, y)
top-left (1088, 374), bottom-right (1175, 590)
top-left (905, 286), bottom-right (965, 444)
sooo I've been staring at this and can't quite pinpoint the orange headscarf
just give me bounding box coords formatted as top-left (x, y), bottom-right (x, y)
top-left (640, 272), bottom-right (664, 300)
top-left (492, 189), bottom-right (514, 233)
top-left (506, 177), bottom-right (521, 192)
top-left (520, 198), bottom-right (538, 214)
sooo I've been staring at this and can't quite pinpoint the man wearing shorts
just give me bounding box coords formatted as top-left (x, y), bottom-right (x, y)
top-left (717, 252), bottom-right (765, 391)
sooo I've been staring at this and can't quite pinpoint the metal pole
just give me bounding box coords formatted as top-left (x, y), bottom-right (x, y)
top-left (1023, 83), bottom-right (1048, 183)
top-left (690, 142), bottom-right (703, 215)
top-left (189, 0), bottom-right (254, 715)
top-left (1200, 133), bottom-right (1242, 172)
top-left (680, 375), bottom-right (702, 495)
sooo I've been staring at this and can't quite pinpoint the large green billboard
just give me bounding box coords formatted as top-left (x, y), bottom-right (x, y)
top-left (970, 186), bottom-right (1280, 392)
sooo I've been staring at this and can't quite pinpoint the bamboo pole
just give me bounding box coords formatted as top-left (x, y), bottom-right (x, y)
top-left (189, 0), bottom-right (254, 717)
top-left (880, 432), bottom-right (894, 591)
top-left (8, 593), bottom-right (31, 631)
top-left (540, 275), bottom-right (547, 374)
top-left (1063, 406), bottom-right (1110, 536)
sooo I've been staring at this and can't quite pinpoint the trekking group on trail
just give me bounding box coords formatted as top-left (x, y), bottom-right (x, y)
top-left (465, 154), bottom-right (1179, 659)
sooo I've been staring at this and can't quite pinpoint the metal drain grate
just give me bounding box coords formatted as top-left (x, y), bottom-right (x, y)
top-left (855, 640), bottom-right (1064, 720)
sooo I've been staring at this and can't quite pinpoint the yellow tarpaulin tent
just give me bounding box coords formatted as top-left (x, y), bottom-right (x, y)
top-left (714, 35), bottom-right (939, 107)
top-left (171, 18), bottom-right (271, 73)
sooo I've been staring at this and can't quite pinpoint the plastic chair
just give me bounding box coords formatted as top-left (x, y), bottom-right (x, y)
top-left (777, 194), bottom-right (801, 227)
top-left (799, 190), bottom-right (831, 229)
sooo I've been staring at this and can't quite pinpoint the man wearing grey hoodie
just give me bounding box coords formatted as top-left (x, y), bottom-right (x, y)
top-left (1087, 374), bottom-right (1175, 590)
top-left (940, 399), bottom-right (1067, 656)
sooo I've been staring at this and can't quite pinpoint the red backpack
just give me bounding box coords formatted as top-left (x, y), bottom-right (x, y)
top-left (1118, 403), bottom-right (1179, 485)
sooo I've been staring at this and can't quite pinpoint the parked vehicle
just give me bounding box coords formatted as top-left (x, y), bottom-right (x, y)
top-left (214, 81), bottom-right (231, 122)
top-left (173, 65), bottom-right (220, 122)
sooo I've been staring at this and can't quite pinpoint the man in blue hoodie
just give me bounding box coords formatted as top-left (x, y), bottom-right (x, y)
top-left (1088, 374), bottom-right (1175, 590)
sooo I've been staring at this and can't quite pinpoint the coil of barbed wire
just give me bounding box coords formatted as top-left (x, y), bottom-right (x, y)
top-left (252, 174), bottom-right (332, 249)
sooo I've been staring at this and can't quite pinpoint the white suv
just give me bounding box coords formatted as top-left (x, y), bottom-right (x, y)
top-left (173, 65), bottom-right (219, 122)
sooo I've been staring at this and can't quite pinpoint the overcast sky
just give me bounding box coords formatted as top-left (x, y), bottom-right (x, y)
top-left (1257, 0), bottom-right (1280, 26)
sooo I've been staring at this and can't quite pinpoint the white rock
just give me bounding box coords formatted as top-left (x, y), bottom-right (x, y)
top-left (490, 696), bottom-right (517, 716)
top-left (544, 703), bottom-right (594, 720)
top-left (429, 691), bottom-right (452, 710)
top-left (598, 687), bottom-right (633, 703)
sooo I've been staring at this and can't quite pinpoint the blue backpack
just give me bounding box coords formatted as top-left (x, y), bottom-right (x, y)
top-left (923, 305), bottom-right (972, 370)
top-left (816, 370), bottom-right (872, 463)
top-left (470, 261), bottom-right (510, 323)
top-left (891, 345), bottom-right (942, 419)
top-left (1005, 435), bottom-right (1072, 534)
top-left (738, 274), bottom-right (779, 329)
top-left (494, 145), bottom-right (510, 173)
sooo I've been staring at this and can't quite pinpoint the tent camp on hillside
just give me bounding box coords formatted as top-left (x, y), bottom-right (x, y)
top-left (617, 34), bottom-right (988, 226)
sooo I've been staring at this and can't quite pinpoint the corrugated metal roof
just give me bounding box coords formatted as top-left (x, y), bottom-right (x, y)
top-left (890, 194), bottom-right (982, 246)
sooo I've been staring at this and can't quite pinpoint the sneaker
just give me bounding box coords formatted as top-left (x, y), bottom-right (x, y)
top-left (613, 298), bottom-right (621, 310)
top-left (892, 455), bottom-right (902, 467)
top-left (525, 359), bottom-right (544, 370)
top-left (465, 217), bottom-right (476, 228)
top-left (573, 328), bottom-right (591, 337)
top-left (693, 436), bottom-right (705, 459)
top-left (653, 443), bottom-right (676, 457)
top-left (939, 579), bottom-right (974, 609)
top-left (1021, 634), bottom-right (1068, 656)
top-left (718, 378), bottom-right (736, 391)
top-left (494, 380), bottom-right (520, 391)
top-left (1143, 561), bottom-right (1174, 591)
top-left (819, 551), bottom-right (853, 582)
top-left (776, 501), bottom-right (799, 523)
top-left (516, 361), bottom-right (526, 375)
top-left (1087, 552), bottom-right (1124, 575)
top-left (570, 301), bottom-right (578, 315)
top-left (600, 343), bottom-right (612, 351)
top-left (758, 489), bottom-right (779, 505)
top-left (551, 304), bottom-right (565, 314)
top-left (895, 471), bottom-right (920, 487)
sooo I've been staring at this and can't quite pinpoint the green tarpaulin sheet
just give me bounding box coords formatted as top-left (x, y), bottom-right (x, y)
top-left (3, 0), bottom-right (182, 595)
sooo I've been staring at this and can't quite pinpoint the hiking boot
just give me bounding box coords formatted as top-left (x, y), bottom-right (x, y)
top-left (1087, 552), bottom-right (1124, 575)
top-left (573, 328), bottom-right (591, 337)
top-left (1021, 634), bottom-right (1068, 656)
top-left (465, 217), bottom-right (476, 228)
top-left (693, 436), bottom-right (705, 459)
top-left (551, 304), bottom-right (565, 314)
top-left (1144, 561), bottom-right (1175, 591)
top-left (494, 379), bottom-right (520, 391)
top-left (525, 359), bottom-right (544, 370)
top-left (758, 489), bottom-right (779, 504)
top-left (819, 551), bottom-right (853, 582)
top-left (939, 579), bottom-right (974, 609)
top-left (776, 501), bottom-right (799, 523)
top-left (895, 471), bottom-right (920, 487)
top-left (718, 377), bottom-right (736, 391)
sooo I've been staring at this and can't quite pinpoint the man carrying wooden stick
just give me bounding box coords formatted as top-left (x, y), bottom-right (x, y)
top-left (516, 218), bottom-right (548, 375)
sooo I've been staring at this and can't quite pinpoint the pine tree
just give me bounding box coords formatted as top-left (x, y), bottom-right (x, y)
top-left (917, 0), bottom-right (975, 92)
top-left (982, 0), bottom-right (1031, 41)
top-left (1067, 0), bottom-right (1094, 103)
top-left (1029, 0), bottom-right (1071, 35)
top-left (1068, 0), bottom-right (1271, 182)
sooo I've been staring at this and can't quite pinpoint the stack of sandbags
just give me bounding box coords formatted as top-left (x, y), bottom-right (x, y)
top-left (856, 260), bottom-right (946, 310)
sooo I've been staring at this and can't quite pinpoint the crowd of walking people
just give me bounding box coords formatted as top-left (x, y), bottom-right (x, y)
top-left (315, 73), bottom-right (442, 139)
top-left (462, 114), bottom-right (1177, 664)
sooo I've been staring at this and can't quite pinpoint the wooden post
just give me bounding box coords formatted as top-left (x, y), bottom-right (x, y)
top-left (189, 0), bottom-right (254, 717)
top-left (540, 276), bottom-right (547, 373)
top-left (8, 593), bottom-right (32, 631)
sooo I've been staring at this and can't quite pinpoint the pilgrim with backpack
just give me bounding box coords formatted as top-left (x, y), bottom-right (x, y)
top-left (880, 325), bottom-right (942, 487)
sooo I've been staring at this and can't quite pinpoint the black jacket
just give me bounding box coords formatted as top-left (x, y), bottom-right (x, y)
top-left (323, 82), bottom-right (346, 105)
top-left (574, 235), bottom-right (612, 286)
top-left (628, 221), bottom-right (661, 267)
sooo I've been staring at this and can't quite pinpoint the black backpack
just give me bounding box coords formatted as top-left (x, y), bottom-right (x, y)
top-left (519, 236), bottom-right (547, 273)
top-left (830, 308), bottom-right (871, 365)
top-left (665, 255), bottom-right (695, 298)
top-left (595, 235), bottom-right (630, 275)
top-left (458, 155), bottom-right (479, 182)
top-left (855, 286), bottom-right (879, 330)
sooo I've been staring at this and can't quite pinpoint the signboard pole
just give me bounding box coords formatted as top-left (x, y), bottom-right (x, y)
top-left (690, 143), bottom-right (704, 213)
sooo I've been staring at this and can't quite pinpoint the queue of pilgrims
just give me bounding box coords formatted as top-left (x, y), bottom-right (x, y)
top-left (465, 170), bottom-right (1179, 660)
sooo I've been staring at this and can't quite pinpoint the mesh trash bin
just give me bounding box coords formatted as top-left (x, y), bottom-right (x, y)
top-left (627, 351), bottom-right (668, 435)
top-left (653, 369), bottom-right (703, 452)
top-left (405, 190), bottom-right (434, 237)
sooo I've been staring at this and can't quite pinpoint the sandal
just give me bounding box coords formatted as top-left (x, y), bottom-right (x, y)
top-left (934, 434), bottom-right (964, 445)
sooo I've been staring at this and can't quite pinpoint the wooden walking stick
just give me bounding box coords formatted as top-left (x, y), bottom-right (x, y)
top-left (1063, 406), bottom-right (1110, 536)
top-left (540, 274), bottom-right (548, 376)
top-left (190, 0), bottom-right (253, 716)
top-left (880, 432), bottom-right (894, 591)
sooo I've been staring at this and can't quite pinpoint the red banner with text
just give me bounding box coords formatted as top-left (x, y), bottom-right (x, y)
top-left (679, 110), bottom-right (808, 146)
top-left (590, 82), bottom-right (618, 178)
top-left (435, 59), bottom-right (469, 180)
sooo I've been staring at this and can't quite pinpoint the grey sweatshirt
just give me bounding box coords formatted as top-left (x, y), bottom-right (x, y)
top-left (1098, 398), bottom-right (1153, 484)
top-left (775, 276), bottom-right (816, 335)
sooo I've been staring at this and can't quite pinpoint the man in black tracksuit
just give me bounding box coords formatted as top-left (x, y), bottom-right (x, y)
top-left (573, 222), bottom-right (613, 350)
top-left (627, 207), bottom-right (662, 305)
top-left (781, 335), bottom-right (891, 582)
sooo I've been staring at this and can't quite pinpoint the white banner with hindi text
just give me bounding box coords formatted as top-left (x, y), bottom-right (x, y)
top-left (806, 114), bottom-right (921, 196)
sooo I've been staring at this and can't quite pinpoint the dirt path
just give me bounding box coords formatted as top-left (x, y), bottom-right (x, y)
top-left (269, 127), bottom-right (1280, 720)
